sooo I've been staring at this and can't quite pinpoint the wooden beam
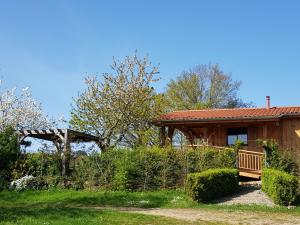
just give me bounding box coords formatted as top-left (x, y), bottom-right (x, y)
top-left (159, 126), bottom-right (166, 147)
top-left (167, 127), bottom-right (175, 145)
top-left (239, 171), bottom-right (261, 179)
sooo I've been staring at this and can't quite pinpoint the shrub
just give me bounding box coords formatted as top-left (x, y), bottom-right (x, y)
top-left (262, 168), bottom-right (298, 205)
top-left (258, 139), bottom-right (298, 175)
top-left (186, 168), bottom-right (239, 202)
top-left (5, 146), bottom-right (236, 192)
top-left (0, 127), bottom-right (19, 186)
top-left (182, 147), bottom-right (236, 176)
top-left (113, 147), bottom-right (163, 191)
top-left (160, 147), bottom-right (182, 189)
top-left (9, 175), bottom-right (48, 191)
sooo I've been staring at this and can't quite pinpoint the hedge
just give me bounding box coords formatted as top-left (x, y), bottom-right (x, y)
top-left (7, 146), bottom-right (236, 191)
top-left (262, 168), bottom-right (299, 205)
top-left (186, 168), bottom-right (239, 202)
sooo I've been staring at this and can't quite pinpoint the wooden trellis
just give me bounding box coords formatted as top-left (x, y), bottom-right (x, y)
top-left (16, 129), bottom-right (99, 176)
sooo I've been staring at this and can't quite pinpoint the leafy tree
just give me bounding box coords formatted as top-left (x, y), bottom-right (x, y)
top-left (165, 64), bottom-right (249, 110)
top-left (0, 126), bottom-right (19, 188)
top-left (70, 53), bottom-right (165, 151)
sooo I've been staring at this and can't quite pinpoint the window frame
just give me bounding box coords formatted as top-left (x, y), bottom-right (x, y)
top-left (226, 127), bottom-right (248, 146)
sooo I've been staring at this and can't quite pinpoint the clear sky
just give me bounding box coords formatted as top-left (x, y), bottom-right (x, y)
top-left (1, 0), bottom-right (300, 121)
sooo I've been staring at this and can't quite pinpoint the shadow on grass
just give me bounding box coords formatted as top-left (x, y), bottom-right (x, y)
top-left (57, 192), bottom-right (170, 208)
top-left (0, 206), bottom-right (102, 224)
top-left (0, 190), bottom-right (195, 209)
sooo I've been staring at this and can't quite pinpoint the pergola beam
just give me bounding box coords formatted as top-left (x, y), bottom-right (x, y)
top-left (16, 129), bottom-right (99, 143)
top-left (16, 128), bottom-right (99, 177)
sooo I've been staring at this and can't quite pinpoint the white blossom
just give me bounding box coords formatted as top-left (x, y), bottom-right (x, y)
top-left (0, 82), bottom-right (52, 131)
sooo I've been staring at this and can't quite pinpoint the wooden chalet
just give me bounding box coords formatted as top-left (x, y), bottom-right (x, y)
top-left (154, 96), bottom-right (300, 178)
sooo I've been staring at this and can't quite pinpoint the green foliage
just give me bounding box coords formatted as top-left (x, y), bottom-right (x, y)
top-left (186, 168), bottom-right (239, 202)
top-left (165, 64), bottom-right (249, 111)
top-left (11, 150), bottom-right (62, 182)
top-left (0, 127), bottom-right (19, 189)
top-left (262, 168), bottom-right (299, 206)
top-left (258, 139), bottom-right (298, 175)
top-left (160, 147), bottom-right (183, 189)
top-left (184, 147), bottom-right (236, 174)
top-left (113, 147), bottom-right (175, 191)
top-left (112, 146), bottom-right (236, 192)
top-left (4, 146), bottom-right (236, 192)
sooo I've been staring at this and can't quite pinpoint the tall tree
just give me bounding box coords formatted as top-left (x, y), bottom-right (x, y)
top-left (70, 53), bottom-right (165, 151)
top-left (165, 64), bottom-right (249, 110)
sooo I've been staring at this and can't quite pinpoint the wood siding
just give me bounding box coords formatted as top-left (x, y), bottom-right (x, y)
top-left (168, 118), bottom-right (300, 156)
top-left (281, 118), bottom-right (300, 155)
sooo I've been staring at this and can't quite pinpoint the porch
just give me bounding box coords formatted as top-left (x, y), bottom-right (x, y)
top-left (173, 144), bottom-right (265, 179)
top-left (157, 122), bottom-right (269, 179)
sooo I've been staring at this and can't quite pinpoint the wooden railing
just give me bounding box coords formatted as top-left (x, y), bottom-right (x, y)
top-left (173, 144), bottom-right (265, 177)
top-left (238, 149), bottom-right (264, 173)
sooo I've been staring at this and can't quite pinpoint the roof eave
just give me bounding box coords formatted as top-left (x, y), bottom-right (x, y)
top-left (154, 116), bottom-right (281, 126)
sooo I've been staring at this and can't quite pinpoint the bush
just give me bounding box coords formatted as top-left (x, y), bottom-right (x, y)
top-left (183, 147), bottom-right (236, 175)
top-left (113, 147), bottom-right (163, 191)
top-left (9, 175), bottom-right (48, 191)
top-left (5, 146), bottom-right (236, 192)
top-left (0, 127), bottom-right (19, 187)
top-left (262, 168), bottom-right (298, 206)
top-left (71, 146), bottom-right (236, 191)
top-left (186, 168), bottom-right (239, 202)
top-left (258, 139), bottom-right (298, 175)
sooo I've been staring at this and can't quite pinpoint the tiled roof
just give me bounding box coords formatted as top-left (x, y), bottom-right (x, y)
top-left (157, 107), bottom-right (300, 122)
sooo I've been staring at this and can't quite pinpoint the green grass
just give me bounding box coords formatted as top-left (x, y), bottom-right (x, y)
top-left (0, 189), bottom-right (300, 224)
top-left (1, 207), bottom-right (219, 225)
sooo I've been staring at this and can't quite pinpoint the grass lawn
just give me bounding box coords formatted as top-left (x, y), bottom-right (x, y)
top-left (0, 189), bottom-right (300, 224)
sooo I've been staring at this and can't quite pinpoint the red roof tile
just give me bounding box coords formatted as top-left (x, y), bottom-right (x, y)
top-left (157, 107), bottom-right (300, 122)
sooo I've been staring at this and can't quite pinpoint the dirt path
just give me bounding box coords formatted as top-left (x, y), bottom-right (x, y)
top-left (120, 207), bottom-right (300, 225)
top-left (81, 206), bottom-right (300, 225)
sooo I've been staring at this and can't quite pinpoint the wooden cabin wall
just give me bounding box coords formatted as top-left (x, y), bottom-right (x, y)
top-left (248, 126), bottom-right (258, 148)
top-left (205, 126), bottom-right (226, 146)
top-left (172, 119), bottom-right (300, 155)
top-left (281, 118), bottom-right (300, 155)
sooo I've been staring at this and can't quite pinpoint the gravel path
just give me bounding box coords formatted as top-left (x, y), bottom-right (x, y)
top-left (212, 183), bottom-right (275, 206)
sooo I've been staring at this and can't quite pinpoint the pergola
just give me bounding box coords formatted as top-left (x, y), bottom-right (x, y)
top-left (16, 129), bottom-right (99, 176)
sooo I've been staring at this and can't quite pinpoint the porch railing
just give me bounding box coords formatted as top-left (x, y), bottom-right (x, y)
top-left (238, 149), bottom-right (264, 173)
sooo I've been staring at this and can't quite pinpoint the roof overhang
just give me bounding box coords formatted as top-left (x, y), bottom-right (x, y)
top-left (153, 114), bottom-right (300, 127)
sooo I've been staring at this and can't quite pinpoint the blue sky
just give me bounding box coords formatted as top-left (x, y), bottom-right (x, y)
top-left (1, 0), bottom-right (300, 121)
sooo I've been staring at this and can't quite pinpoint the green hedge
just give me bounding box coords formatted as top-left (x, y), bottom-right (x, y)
top-left (262, 168), bottom-right (299, 205)
top-left (7, 146), bottom-right (236, 191)
top-left (186, 168), bottom-right (239, 202)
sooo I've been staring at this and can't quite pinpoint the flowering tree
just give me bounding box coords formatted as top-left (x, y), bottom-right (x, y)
top-left (0, 82), bottom-right (51, 131)
top-left (70, 53), bottom-right (166, 151)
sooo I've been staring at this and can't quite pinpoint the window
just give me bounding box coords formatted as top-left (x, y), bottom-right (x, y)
top-left (227, 127), bottom-right (248, 146)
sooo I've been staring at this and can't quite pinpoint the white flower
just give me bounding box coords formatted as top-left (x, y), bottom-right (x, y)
top-left (10, 175), bottom-right (35, 191)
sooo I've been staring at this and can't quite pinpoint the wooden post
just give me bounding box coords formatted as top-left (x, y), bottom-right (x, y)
top-left (62, 129), bottom-right (71, 177)
top-left (16, 133), bottom-right (26, 152)
top-left (167, 127), bottom-right (175, 146)
top-left (188, 129), bottom-right (195, 147)
top-left (159, 126), bottom-right (166, 147)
